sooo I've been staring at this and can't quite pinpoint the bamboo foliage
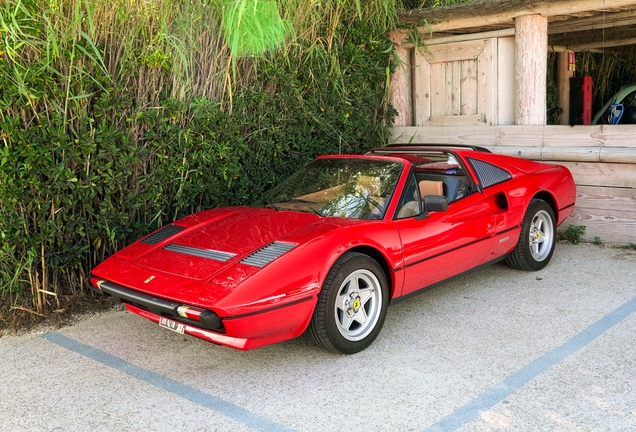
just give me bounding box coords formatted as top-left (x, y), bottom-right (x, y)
top-left (577, 51), bottom-right (636, 112)
top-left (0, 0), bottom-right (407, 122)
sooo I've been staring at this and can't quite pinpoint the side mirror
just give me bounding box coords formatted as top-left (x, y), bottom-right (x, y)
top-left (415, 195), bottom-right (448, 220)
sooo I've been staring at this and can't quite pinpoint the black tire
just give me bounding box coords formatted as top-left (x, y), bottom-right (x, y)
top-left (308, 252), bottom-right (389, 354)
top-left (506, 199), bottom-right (556, 271)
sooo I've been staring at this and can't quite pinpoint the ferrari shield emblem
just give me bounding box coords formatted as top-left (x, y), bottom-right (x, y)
top-left (144, 275), bottom-right (156, 284)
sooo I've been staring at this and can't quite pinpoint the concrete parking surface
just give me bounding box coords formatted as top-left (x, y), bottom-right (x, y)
top-left (2, 242), bottom-right (636, 431)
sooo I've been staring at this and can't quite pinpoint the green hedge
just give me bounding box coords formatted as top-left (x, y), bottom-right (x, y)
top-left (0, 3), bottom-right (396, 311)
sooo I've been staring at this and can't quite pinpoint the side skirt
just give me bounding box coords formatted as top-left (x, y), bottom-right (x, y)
top-left (389, 255), bottom-right (509, 306)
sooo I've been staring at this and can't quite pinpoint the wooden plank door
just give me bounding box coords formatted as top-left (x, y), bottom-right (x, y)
top-left (413, 39), bottom-right (497, 126)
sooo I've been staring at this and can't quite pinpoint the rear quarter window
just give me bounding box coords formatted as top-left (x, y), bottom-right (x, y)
top-left (467, 158), bottom-right (512, 189)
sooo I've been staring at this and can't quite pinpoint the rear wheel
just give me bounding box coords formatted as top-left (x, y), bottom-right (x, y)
top-left (309, 252), bottom-right (388, 354)
top-left (506, 199), bottom-right (556, 271)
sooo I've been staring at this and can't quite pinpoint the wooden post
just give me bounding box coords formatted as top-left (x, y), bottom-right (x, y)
top-left (515, 15), bottom-right (548, 125)
top-left (388, 30), bottom-right (412, 127)
top-left (556, 51), bottom-right (575, 125)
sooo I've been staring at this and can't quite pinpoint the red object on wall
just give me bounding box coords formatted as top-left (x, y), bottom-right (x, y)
top-left (581, 76), bottom-right (592, 125)
top-left (569, 76), bottom-right (593, 125)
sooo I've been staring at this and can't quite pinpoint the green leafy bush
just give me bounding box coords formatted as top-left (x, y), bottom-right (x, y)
top-left (562, 225), bottom-right (587, 245)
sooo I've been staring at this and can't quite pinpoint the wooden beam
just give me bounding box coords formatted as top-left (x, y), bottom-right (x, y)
top-left (390, 125), bottom-right (636, 163)
top-left (568, 37), bottom-right (636, 50)
top-left (548, 10), bottom-right (636, 34)
top-left (402, 28), bottom-right (516, 49)
top-left (399, 0), bottom-right (636, 30)
top-left (550, 45), bottom-right (604, 53)
top-left (556, 51), bottom-right (574, 126)
top-left (515, 15), bottom-right (548, 125)
top-left (388, 31), bottom-right (413, 127)
top-left (550, 26), bottom-right (636, 49)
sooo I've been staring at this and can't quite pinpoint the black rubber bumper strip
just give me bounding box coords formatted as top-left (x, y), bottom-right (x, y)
top-left (99, 281), bottom-right (222, 331)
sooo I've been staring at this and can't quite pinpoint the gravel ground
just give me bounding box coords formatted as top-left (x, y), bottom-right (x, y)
top-left (1, 242), bottom-right (635, 431)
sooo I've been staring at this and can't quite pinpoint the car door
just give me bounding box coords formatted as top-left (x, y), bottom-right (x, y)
top-left (393, 153), bottom-right (519, 298)
top-left (393, 189), bottom-right (497, 298)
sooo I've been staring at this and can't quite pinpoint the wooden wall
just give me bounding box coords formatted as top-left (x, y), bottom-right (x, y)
top-left (391, 125), bottom-right (636, 244)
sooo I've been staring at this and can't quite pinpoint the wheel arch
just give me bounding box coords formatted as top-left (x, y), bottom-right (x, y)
top-left (532, 191), bottom-right (557, 216)
top-left (347, 245), bottom-right (394, 299)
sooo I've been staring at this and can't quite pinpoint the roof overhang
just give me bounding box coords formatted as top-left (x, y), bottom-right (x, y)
top-left (398, 0), bottom-right (636, 52)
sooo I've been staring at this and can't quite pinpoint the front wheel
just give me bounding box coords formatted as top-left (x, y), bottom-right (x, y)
top-left (308, 252), bottom-right (388, 354)
top-left (506, 199), bottom-right (556, 271)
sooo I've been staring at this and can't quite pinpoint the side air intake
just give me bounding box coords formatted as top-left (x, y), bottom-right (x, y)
top-left (141, 225), bottom-right (186, 245)
top-left (240, 242), bottom-right (297, 268)
top-left (467, 158), bottom-right (512, 189)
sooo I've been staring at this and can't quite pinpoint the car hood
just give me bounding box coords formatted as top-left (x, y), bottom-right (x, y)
top-left (92, 206), bottom-right (369, 308)
top-left (123, 207), bottom-right (341, 280)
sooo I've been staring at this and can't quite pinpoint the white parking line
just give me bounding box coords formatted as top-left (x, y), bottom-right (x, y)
top-left (424, 293), bottom-right (636, 431)
top-left (42, 332), bottom-right (293, 432)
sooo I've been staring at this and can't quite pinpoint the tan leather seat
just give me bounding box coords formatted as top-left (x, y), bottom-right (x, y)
top-left (418, 180), bottom-right (443, 198)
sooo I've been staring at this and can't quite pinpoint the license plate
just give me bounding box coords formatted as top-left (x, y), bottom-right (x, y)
top-left (159, 317), bottom-right (185, 334)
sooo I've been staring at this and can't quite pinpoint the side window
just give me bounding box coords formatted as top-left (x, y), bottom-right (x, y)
top-left (395, 172), bottom-right (421, 219)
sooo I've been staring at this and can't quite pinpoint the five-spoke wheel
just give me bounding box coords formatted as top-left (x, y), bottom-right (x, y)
top-left (506, 199), bottom-right (556, 271)
top-left (528, 209), bottom-right (554, 263)
top-left (333, 269), bottom-right (382, 341)
top-left (309, 252), bottom-right (388, 354)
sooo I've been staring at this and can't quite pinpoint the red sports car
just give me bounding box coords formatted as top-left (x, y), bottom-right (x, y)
top-left (90, 144), bottom-right (576, 354)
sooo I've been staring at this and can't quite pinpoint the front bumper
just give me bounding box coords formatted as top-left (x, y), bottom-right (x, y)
top-left (91, 276), bottom-right (318, 350)
top-left (124, 296), bottom-right (317, 350)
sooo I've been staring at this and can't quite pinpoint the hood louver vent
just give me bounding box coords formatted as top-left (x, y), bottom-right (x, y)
top-left (240, 242), bottom-right (297, 268)
top-left (141, 225), bottom-right (186, 245)
top-left (164, 244), bottom-right (236, 262)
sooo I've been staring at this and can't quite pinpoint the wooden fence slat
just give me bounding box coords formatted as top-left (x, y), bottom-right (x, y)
top-left (451, 61), bottom-right (461, 116)
top-left (460, 59), bottom-right (477, 115)
top-left (431, 63), bottom-right (446, 117)
top-left (561, 162), bottom-right (636, 188)
top-left (575, 186), bottom-right (636, 213)
top-left (562, 207), bottom-right (636, 244)
top-left (445, 62), bottom-right (454, 116)
top-left (413, 52), bottom-right (431, 126)
top-left (541, 146), bottom-right (600, 162)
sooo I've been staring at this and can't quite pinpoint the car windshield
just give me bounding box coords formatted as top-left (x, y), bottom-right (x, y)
top-left (258, 158), bottom-right (403, 219)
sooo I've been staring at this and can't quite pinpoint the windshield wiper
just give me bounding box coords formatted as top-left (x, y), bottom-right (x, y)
top-left (260, 198), bottom-right (282, 211)
top-left (288, 198), bottom-right (317, 204)
top-left (286, 199), bottom-right (323, 216)
top-left (305, 206), bottom-right (324, 217)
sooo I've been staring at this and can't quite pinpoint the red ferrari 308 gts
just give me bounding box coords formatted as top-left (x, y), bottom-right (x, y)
top-left (90, 144), bottom-right (576, 354)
